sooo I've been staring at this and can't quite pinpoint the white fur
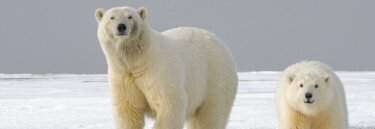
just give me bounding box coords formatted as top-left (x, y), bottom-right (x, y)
top-left (95, 6), bottom-right (237, 129)
top-left (276, 61), bottom-right (348, 129)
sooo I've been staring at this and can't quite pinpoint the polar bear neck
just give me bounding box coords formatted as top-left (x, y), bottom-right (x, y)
top-left (110, 27), bottom-right (151, 73)
top-left (116, 31), bottom-right (148, 59)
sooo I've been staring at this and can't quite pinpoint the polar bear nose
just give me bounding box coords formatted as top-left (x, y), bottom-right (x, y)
top-left (117, 24), bottom-right (127, 33)
top-left (305, 93), bottom-right (313, 99)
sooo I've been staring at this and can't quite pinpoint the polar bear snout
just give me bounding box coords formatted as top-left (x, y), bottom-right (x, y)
top-left (117, 23), bottom-right (127, 35)
top-left (305, 92), bottom-right (313, 99)
top-left (304, 92), bottom-right (314, 104)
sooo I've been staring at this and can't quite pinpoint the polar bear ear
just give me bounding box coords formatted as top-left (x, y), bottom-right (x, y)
top-left (324, 74), bottom-right (331, 84)
top-left (287, 74), bottom-right (295, 84)
top-left (95, 8), bottom-right (105, 23)
top-left (138, 7), bottom-right (148, 20)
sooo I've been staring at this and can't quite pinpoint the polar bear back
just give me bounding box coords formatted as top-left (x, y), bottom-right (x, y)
top-left (161, 27), bottom-right (236, 77)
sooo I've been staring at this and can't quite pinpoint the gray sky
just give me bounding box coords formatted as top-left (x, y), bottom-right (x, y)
top-left (1, 0), bottom-right (375, 74)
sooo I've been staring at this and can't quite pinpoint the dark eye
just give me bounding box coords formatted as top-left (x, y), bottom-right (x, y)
top-left (299, 84), bottom-right (303, 88)
top-left (128, 16), bottom-right (133, 19)
top-left (315, 85), bottom-right (319, 88)
top-left (110, 17), bottom-right (115, 20)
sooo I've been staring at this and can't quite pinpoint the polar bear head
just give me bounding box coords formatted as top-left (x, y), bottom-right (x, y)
top-left (285, 69), bottom-right (334, 116)
top-left (95, 6), bottom-right (147, 41)
top-left (95, 6), bottom-right (149, 66)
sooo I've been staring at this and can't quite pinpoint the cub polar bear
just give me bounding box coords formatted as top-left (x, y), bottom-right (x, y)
top-left (276, 61), bottom-right (348, 129)
top-left (95, 6), bottom-right (238, 129)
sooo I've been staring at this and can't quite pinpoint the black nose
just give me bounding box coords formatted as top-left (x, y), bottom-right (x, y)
top-left (305, 93), bottom-right (313, 99)
top-left (117, 24), bottom-right (127, 33)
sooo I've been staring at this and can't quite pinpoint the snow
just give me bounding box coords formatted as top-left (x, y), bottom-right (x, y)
top-left (0, 72), bottom-right (374, 129)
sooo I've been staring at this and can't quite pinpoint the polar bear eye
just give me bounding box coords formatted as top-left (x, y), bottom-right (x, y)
top-left (110, 16), bottom-right (115, 20)
top-left (128, 16), bottom-right (133, 19)
top-left (299, 84), bottom-right (303, 88)
top-left (315, 85), bottom-right (319, 88)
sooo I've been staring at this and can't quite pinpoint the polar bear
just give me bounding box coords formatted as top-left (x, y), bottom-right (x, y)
top-left (95, 6), bottom-right (238, 129)
top-left (276, 61), bottom-right (348, 129)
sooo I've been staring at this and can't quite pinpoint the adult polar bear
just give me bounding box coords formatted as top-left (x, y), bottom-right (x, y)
top-left (95, 6), bottom-right (238, 129)
top-left (276, 61), bottom-right (348, 129)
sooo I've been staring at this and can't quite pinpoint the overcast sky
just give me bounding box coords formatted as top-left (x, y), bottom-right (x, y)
top-left (1, 0), bottom-right (375, 73)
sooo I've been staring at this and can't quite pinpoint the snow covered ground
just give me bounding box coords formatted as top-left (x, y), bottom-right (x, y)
top-left (0, 72), bottom-right (374, 129)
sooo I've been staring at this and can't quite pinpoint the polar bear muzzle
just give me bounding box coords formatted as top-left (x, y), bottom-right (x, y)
top-left (304, 92), bottom-right (314, 104)
top-left (117, 23), bottom-right (127, 35)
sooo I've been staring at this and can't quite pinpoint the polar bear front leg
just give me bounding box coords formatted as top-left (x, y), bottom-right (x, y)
top-left (152, 98), bottom-right (187, 129)
top-left (108, 71), bottom-right (147, 129)
top-left (151, 82), bottom-right (187, 129)
top-left (136, 76), bottom-right (187, 129)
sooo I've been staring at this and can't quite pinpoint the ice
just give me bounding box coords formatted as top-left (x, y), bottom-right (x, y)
top-left (0, 72), bottom-right (374, 129)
